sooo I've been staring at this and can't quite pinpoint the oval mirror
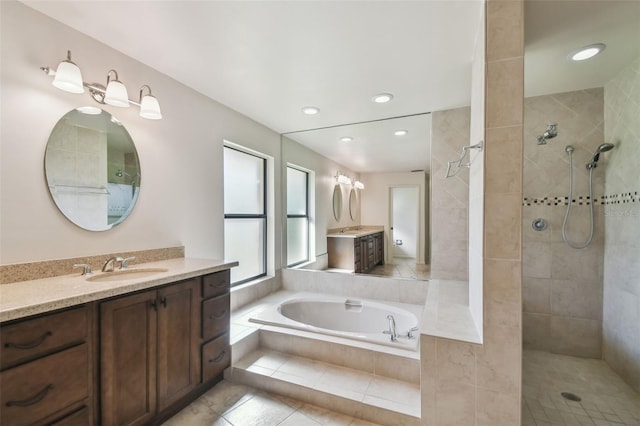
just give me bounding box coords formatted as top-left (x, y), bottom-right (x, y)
top-left (349, 188), bottom-right (358, 221)
top-left (332, 184), bottom-right (342, 221)
top-left (44, 107), bottom-right (141, 231)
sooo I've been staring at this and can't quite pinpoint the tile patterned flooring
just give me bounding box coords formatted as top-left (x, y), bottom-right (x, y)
top-left (163, 380), bottom-right (382, 426)
top-left (367, 258), bottom-right (430, 280)
top-left (522, 350), bottom-right (640, 426)
top-left (234, 348), bottom-right (420, 418)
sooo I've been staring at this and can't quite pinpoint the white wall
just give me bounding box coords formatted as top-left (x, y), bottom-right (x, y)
top-left (282, 136), bottom-right (359, 267)
top-left (0, 1), bottom-right (282, 268)
top-left (360, 172), bottom-right (427, 264)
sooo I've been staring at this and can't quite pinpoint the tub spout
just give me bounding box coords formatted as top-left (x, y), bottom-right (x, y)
top-left (383, 314), bottom-right (397, 342)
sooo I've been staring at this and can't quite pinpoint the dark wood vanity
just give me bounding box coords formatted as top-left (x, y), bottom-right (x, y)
top-left (0, 267), bottom-right (232, 426)
top-left (328, 230), bottom-right (384, 273)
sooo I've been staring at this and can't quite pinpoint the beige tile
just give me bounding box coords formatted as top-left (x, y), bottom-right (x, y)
top-left (435, 338), bottom-right (476, 385)
top-left (373, 352), bottom-right (420, 384)
top-left (365, 376), bottom-right (420, 407)
top-left (475, 388), bottom-right (520, 426)
top-left (295, 403), bottom-right (355, 426)
top-left (223, 392), bottom-right (297, 425)
top-left (435, 381), bottom-right (476, 426)
top-left (550, 242), bottom-right (603, 281)
top-left (551, 279), bottom-right (603, 320)
top-left (485, 126), bottom-right (523, 194)
top-left (420, 335), bottom-right (437, 426)
top-left (486, 0), bottom-right (523, 62)
top-left (523, 313), bottom-right (551, 351)
top-left (550, 316), bottom-right (602, 358)
top-left (523, 241), bottom-right (552, 279)
top-left (278, 411), bottom-right (323, 425)
top-left (486, 59), bottom-right (524, 128)
top-left (484, 258), bottom-right (521, 305)
top-left (484, 193), bottom-right (522, 260)
top-left (523, 277), bottom-right (551, 314)
top-left (476, 324), bottom-right (521, 394)
top-left (316, 365), bottom-right (371, 396)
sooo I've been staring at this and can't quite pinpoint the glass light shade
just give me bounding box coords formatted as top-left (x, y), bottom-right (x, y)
top-left (52, 61), bottom-right (84, 94)
top-left (139, 95), bottom-right (162, 119)
top-left (337, 174), bottom-right (351, 185)
top-left (354, 181), bottom-right (365, 189)
top-left (104, 80), bottom-right (130, 107)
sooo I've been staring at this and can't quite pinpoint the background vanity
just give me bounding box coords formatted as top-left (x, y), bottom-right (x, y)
top-left (0, 257), bottom-right (236, 426)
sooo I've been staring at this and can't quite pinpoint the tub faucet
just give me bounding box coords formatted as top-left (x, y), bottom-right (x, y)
top-left (102, 256), bottom-right (123, 272)
top-left (383, 314), bottom-right (397, 342)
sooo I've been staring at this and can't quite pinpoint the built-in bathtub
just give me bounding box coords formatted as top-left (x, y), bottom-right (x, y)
top-left (249, 292), bottom-right (422, 349)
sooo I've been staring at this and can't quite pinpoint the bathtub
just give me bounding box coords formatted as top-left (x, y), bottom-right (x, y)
top-left (249, 293), bottom-right (421, 349)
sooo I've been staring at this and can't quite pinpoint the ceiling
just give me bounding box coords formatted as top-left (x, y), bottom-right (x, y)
top-left (22, 1), bottom-right (640, 174)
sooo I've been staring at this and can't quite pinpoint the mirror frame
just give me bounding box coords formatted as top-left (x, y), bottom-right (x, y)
top-left (349, 188), bottom-right (358, 221)
top-left (44, 107), bottom-right (141, 231)
top-left (332, 184), bottom-right (342, 221)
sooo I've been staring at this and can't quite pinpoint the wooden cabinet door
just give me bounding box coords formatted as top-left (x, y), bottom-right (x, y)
top-left (156, 278), bottom-right (201, 411)
top-left (100, 290), bottom-right (157, 426)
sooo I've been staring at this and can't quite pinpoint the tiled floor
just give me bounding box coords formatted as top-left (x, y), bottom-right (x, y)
top-left (234, 348), bottom-right (421, 417)
top-left (163, 380), bottom-right (382, 426)
top-left (367, 258), bottom-right (430, 280)
top-left (522, 350), bottom-right (640, 426)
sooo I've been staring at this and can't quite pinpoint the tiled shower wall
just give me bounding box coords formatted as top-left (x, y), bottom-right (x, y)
top-left (430, 107), bottom-right (470, 281)
top-left (522, 88), bottom-right (605, 358)
top-left (603, 55), bottom-right (640, 392)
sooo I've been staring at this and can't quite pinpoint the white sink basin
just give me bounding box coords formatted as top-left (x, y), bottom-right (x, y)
top-left (86, 268), bottom-right (168, 282)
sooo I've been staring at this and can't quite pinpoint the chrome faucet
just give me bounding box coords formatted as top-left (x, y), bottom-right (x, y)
top-left (73, 264), bottom-right (92, 275)
top-left (102, 256), bottom-right (123, 272)
top-left (121, 256), bottom-right (136, 269)
top-left (383, 314), bottom-right (398, 342)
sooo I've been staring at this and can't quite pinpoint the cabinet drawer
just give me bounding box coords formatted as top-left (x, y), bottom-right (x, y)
top-left (202, 293), bottom-right (230, 341)
top-left (1, 306), bottom-right (87, 370)
top-left (202, 333), bottom-right (230, 383)
top-left (50, 406), bottom-right (90, 426)
top-left (202, 270), bottom-right (230, 299)
top-left (0, 344), bottom-right (88, 426)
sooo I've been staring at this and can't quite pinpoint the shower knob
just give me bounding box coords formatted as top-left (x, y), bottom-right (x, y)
top-left (532, 218), bottom-right (548, 231)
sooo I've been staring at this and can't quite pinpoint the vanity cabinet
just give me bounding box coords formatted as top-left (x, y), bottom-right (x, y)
top-left (328, 231), bottom-right (384, 273)
top-left (200, 271), bottom-right (231, 383)
top-left (100, 278), bottom-right (201, 426)
top-left (0, 306), bottom-right (93, 426)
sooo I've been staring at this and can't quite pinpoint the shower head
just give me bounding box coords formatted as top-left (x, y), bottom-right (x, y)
top-left (537, 123), bottom-right (558, 145)
top-left (586, 143), bottom-right (615, 169)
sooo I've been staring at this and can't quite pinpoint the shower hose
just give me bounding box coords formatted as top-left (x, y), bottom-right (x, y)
top-left (562, 149), bottom-right (595, 249)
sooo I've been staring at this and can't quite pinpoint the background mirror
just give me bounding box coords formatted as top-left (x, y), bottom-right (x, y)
top-left (349, 188), bottom-right (358, 221)
top-left (44, 107), bottom-right (141, 231)
top-left (332, 185), bottom-right (342, 221)
top-left (282, 113), bottom-right (431, 281)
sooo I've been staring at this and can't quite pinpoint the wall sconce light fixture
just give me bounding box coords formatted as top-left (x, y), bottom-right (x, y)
top-left (42, 50), bottom-right (163, 120)
top-left (335, 171), bottom-right (364, 189)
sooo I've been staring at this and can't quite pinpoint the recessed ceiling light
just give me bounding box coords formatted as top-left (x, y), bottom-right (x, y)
top-left (569, 43), bottom-right (606, 61)
top-left (394, 129), bottom-right (408, 136)
top-left (302, 106), bottom-right (320, 115)
top-left (340, 136), bottom-right (353, 142)
top-left (372, 93), bottom-right (394, 103)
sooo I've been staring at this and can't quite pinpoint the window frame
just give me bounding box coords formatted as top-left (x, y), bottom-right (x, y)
top-left (286, 165), bottom-right (310, 267)
top-left (223, 146), bottom-right (267, 286)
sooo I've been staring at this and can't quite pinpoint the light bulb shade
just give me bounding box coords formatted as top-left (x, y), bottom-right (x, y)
top-left (354, 181), bottom-right (365, 189)
top-left (337, 174), bottom-right (352, 185)
top-left (52, 60), bottom-right (84, 94)
top-left (104, 80), bottom-right (130, 107)
top-left (140, 95), bottom-right (162, 119)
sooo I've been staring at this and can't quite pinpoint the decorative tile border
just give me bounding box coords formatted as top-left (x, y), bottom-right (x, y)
top-left (0, 246), bottom-right (185, 284)
top-left (523, 191), bottom-right (638, 207)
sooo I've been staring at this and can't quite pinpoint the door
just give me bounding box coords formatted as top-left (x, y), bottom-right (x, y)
top-left (156, 278), bottom-right (201, 411)
top-left (101, 290), bottom-right (157, 426)
top-left (390, 186), bottom-right (419, 261)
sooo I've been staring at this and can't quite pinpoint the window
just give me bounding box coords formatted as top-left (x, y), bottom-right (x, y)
top-left (286, 166), bottom-right (309, 266)
top-left (224, 146), bottom-right (266, 285)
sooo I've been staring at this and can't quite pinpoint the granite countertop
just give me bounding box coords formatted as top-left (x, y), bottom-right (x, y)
top-left (326, 226), bottom-right (384, 239)
top-left (0, 257), bottom-right (238, 323)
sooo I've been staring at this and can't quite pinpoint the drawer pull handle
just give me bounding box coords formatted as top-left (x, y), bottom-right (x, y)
top-left (4, 331), bottom-right (52, 350)
top-left (209, 281), bottom-right (226, 288)
top-left (161, 296), bottom-right (168, 308)
top-left (209, 350), bottom-right (226, 363)
top-left (209, 310), bottom-right (228, 320)
top-left (6, 384), bottom-right (54, 407)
